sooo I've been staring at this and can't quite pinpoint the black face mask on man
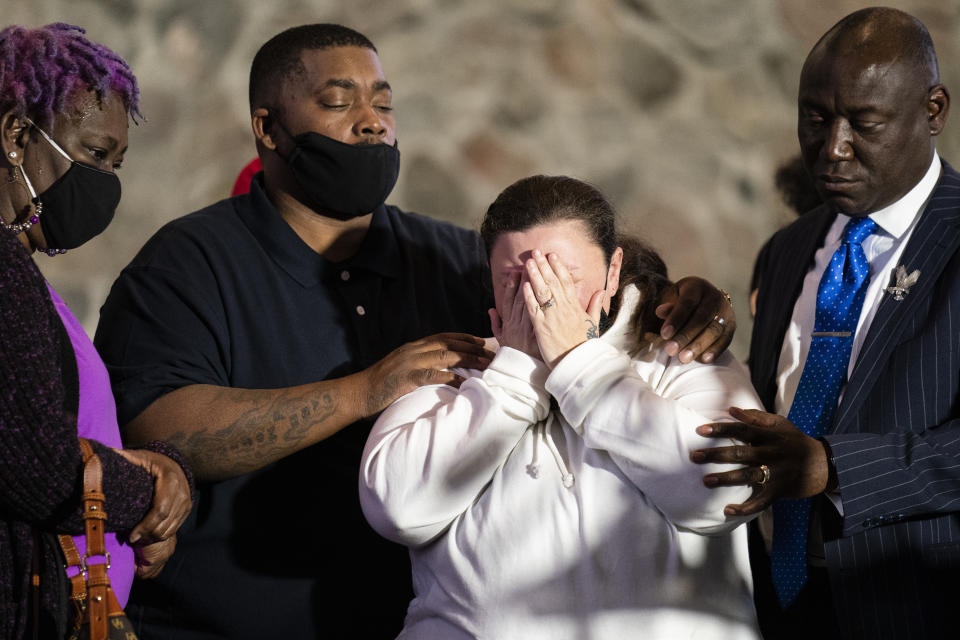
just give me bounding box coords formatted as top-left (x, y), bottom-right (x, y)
top-left (275, 119), bottom-right (400, 219)
top-left (17, 119), bottom-right (121, 253)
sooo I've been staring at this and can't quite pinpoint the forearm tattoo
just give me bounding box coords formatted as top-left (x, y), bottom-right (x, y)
top-left (165, 388), bottom-right (338, 479)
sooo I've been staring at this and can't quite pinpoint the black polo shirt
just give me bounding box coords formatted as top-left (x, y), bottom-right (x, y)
top-left (94, 175), bottom-right (493, 639)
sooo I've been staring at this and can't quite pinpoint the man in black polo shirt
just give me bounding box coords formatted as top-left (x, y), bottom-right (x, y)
top-left (96, 24), bottom-right (736, 639)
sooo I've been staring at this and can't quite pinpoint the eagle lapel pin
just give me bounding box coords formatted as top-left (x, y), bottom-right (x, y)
top-left (885, 265), bottom-right (920, 301)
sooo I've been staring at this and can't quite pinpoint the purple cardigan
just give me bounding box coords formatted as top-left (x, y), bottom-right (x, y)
top-left (0, 231), bottom-right (194, 639)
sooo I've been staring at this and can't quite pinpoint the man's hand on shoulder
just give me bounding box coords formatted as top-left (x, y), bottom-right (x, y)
top-left (655, 276), bottom-right (736, 364)
top-left (361, 333), bottom-right (495, 415)
top-left (689, 407), bottom-right (832, 516)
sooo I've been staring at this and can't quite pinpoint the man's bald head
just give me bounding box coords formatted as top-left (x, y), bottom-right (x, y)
top-left (806, 7), bottom-right (939, 88)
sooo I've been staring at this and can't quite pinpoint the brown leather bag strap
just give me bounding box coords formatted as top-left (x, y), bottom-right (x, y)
top-left (58, 440), bottom-right (97, 604)
top-left (58, 534), bottom-right (83, 569)
top-left (79, 439), bottom-right (107, 559)
top-left (58, 437), bottom-right (113, 639)
top-left (58, 533), bottom-right (88, 609)
top-left (78, 438), bottom-right (109, 640)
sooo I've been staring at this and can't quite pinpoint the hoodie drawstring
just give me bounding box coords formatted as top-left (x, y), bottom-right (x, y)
top-left (526, 413), bottom-right (575, 488)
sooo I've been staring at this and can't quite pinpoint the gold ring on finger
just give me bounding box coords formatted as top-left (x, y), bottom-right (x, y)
top-left (540, 297), bottom-right (556, 310)
top-left (712, 314), bottom-right (726, 328)
top-left (757, 464), bottom-right (771, 486)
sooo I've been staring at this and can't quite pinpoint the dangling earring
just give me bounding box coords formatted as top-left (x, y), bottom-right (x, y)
top-left (1, 164), bottom-right (43, 236)
top-left (6, 152), bottom-right (18, 182)
top-left (4, 165), bottom-right (64, 256)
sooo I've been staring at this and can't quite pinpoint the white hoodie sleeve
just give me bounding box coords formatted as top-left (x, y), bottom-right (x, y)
top-left (360, 347), bottom-right (551, 548)
top-left (545, 338), bottom-right (762, 534)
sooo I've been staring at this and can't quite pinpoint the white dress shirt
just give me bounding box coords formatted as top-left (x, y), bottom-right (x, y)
top-left (775, 155), bottom-right (942, 418)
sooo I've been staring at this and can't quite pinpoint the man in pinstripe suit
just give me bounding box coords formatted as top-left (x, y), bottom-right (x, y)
top-left (691, 8), bottom-right (959, 639)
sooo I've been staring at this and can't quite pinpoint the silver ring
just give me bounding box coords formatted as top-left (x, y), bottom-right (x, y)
top-left (713, 314), bottom-right (726, 327)
top-left (757, 464), bottom-right (771, 486)
top-left (540, 298), bottom-right (556, 310)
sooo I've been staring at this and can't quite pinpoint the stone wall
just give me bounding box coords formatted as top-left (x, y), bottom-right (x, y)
top-left (9, 0), bottom-right (960, 357)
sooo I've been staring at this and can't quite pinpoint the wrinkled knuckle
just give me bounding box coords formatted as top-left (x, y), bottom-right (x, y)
top-left (416, 369), bottom-right (437, 385)
top-left (672, 330), bottom-right (692, 346)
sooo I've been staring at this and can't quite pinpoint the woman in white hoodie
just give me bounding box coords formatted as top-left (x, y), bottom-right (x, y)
top-left (360, 175), bottom-right (763, 639)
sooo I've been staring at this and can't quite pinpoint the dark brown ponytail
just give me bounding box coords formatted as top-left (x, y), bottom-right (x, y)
top-left (612, 234), bottom-right (671, 353)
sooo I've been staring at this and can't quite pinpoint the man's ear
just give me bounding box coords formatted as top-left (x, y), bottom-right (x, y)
top-left (251, 108), bottom-right (278, 151)
top-left (0, 110), bottom-right (30, 167)
top-left (928, 84), bottom-right (950, 136)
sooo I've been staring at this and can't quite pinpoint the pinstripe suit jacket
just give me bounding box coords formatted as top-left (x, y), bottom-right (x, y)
top-left (750, 160), bottom-right (960, 639)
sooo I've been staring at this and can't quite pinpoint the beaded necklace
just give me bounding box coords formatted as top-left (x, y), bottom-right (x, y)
top-left (1, 121), bottom-right (67, 255)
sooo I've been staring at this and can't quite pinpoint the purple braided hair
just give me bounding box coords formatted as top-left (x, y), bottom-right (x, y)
top-left (0, 23), bottom-right (141, 128)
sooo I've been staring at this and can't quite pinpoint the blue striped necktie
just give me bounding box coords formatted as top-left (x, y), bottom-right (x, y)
top-left (771, 215), bottom-right (877, 608)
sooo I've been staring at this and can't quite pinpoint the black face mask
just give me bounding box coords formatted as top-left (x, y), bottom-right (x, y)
top-left (21, 121), bottom-right (121, 250)
top-left (277, 121), bottom-right (400, 219)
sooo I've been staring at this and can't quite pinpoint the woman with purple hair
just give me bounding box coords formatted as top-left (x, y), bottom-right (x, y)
top-left (0, 23), bottom-right (193, 638)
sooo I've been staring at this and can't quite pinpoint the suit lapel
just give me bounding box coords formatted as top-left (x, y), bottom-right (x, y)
top-left (752, 208), bottom-right (834, 409)
top-left (834, 165), bottom-right (960, 433)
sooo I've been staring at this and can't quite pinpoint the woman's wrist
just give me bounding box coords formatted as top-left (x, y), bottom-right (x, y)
top-left (138, 440), bottom-right (196, 498)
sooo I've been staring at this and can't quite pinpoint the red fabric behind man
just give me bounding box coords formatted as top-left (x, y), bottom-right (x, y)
top-left (230, 158), bottom-right (262, 196)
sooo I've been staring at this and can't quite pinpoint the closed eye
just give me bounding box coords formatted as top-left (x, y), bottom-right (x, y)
top-left (853, 120), bottom-right (882, 132)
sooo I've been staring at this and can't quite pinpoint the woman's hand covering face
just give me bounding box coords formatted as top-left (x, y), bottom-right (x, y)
top-left (521, 250), bottom-right (606, 369)
top-left (489, 270), bottom-right (541, 359)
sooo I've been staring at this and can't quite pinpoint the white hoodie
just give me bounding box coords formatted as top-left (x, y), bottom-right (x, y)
top-left (360, 286), bottom-right (763, 639)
